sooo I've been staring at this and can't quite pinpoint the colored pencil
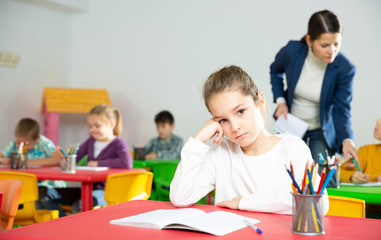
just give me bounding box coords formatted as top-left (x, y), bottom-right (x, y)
top-left (290, 161), bottom-right (298, 193)
top-left (317, 168), bottom-right (326, 194)
top-left (285, 165), bottom-right (302, 194)
top-left (319, 166), bottom-right (337, 194)
top-left (351, 158), bottom-right (363, 173)
top-left (306, 168), bottom-right (315, 195)
top-left (301, 162), bottom-right (308, 192)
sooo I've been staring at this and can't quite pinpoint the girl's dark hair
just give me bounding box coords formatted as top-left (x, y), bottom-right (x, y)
top-left (89, 104), bottom-right (122, 137)
top-left (203, 65), bottom-right (259, 111)
top-left (301, 10), bottom-right (342, 43)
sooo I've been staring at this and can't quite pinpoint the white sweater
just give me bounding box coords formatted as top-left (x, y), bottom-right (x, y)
top-left (291, 48), bottom-right (327, 130)
top-left (170, 134), bottom-right (329, 215)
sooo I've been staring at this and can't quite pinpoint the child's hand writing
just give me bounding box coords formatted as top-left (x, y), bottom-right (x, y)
top-left (350, 172), bottom-right (370, 184)
top-left (376, 174), bottom-right (381, 182)
top-left (194, 119), bottom-right (224, 144)
top-left (216, 196), bottom-right (242, 209)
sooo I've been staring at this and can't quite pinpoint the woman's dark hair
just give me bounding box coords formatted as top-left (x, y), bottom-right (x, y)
top-left (301, 10), bottom-right (342, 43)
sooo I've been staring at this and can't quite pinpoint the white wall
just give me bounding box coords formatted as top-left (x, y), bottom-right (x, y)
top-left (0, 0), bottom-right (69, 144)
top-left (1, 0), bottom-right (380, 152)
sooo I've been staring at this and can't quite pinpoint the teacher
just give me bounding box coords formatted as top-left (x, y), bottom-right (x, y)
top-left (269, 9), bottom-right (359, 165)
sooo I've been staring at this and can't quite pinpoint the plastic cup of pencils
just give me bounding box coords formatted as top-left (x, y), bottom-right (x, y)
top-left (291, 193), bottom-right (325, 235)
top-left (326, 164), bottom-right (340, 188)
top-left (60, 155), bottom-right (76, 173)
top-left (10, 153), bottom-right (27, 169)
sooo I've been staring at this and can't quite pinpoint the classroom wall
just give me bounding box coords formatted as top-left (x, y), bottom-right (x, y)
top-left (1, 0), bottom-right (380, 154)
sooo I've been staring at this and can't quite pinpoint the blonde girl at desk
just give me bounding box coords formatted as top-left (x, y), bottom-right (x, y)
top-left (170, 65), bottom-right (329, 215)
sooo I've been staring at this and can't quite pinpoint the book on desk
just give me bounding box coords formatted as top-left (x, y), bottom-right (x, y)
top-left (75, 166), bottom-right (109, 171)
top-left (110, 208), bottom-right (260, 236)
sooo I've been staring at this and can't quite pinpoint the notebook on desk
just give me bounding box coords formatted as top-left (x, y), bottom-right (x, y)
top-left (110, 208), bottom-right (260, 236)
top-left (75, 166), bottom-right (109, 171)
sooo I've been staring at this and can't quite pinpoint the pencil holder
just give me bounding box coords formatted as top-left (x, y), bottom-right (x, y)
top-left (291, 193), bottom-right (324, 235)
top-left (326, 165), bottom-right (340, 188)
top-left (60, 155), bottom-right (76, 173)
top-left (134, 147), bottom-right (145, 160)
top-left (10, 153), bottom-right (27, 169)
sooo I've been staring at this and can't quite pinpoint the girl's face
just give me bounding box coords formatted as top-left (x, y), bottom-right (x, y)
top-left (307, 32), bottom-right (342, 63)
top-left (208, 89), bottom-right (266, 148)
top-left (87, 114), bottom-right (115, 142)
top-left (374, 119), bottom-right (381, 141)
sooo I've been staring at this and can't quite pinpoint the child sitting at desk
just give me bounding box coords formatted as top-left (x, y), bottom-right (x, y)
top-left (170, 65), bottom-right (329, 215)
top-left (0, 118), bottom-right (61, 166)
top-left (340, 118), bottom-right (381, 183)
top-left (0, 118), bottom-right (67, 216)
top-left (73, 104), bottom-right (132, 209)
top-left (144, 110), bottom-right (183, 160)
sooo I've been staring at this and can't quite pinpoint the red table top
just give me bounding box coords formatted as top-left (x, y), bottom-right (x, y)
top-left (1, 200), bottom-right (380, 240)
top-left (0, 166), bottom-right (145, 182)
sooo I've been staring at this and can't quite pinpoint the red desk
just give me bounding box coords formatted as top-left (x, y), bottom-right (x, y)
top-left (0, 166), bottom-right (145, 212)
top-left (0, 192), bottom-right (3, 213)
top-left (0, 200), bottom-right (380, 240)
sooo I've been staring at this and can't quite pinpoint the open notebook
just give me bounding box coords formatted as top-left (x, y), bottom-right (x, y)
top-left (110, 208), bottom-right (260, 236)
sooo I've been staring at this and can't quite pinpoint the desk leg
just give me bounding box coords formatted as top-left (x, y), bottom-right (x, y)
top-left (81, 182), bottom-right (93, 212)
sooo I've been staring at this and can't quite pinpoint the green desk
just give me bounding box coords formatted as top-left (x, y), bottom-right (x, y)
top-left (133, 159), bottom-right (180, 201)
top-left (133, 159), bottom-right (180, 170)
top-left (327, 185), bottom-right (381, 205)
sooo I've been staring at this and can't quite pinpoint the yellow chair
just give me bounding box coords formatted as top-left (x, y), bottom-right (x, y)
top-left (0, 172), bottom-right (59, 225)
top-left (0, 179), bottom-right (24, 231)
top-left (104, 171), bottom-right (153, 206)
top-left (327, 195), bottom-right (365, 218)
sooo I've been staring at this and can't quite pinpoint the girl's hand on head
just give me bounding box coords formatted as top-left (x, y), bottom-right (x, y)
top-left (194, 119), bottom-right (224, 144)
top-left (216, 196), bottom-right (242, 209)
top-left (342, 139), bottom-right (360, 167)
top-left (350, 172), bottom-right (370, 184)
top-left (275, 103), bottom-right (288, 120)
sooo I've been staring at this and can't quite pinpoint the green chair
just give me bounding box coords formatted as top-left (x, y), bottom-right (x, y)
top-left (150, 161), bottom-right (179, 201)
top-left (132, 160), bottom-right (147, 169)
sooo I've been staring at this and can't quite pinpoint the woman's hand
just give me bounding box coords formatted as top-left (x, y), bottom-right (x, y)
top-left (216, 196), bottom-right (242, 209)
top-left (350, 172), bottom-right (370, 184)
top-left (342, 139), bottom-right (360, 167)
top-left (194, 119), bottom-right (224, 144)
top-left (274, 103), bottom-right (288, 119)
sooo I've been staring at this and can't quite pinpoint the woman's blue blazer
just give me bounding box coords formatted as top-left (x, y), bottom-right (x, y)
top-left (270, 40), bottom-right (356, 153)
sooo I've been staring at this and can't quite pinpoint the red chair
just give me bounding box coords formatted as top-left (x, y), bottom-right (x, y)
top-left (0, 179), bottom-right (24, 231)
